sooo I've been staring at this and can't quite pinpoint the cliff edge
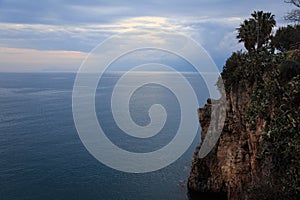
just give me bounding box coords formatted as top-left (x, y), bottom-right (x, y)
top-left (188, 49), bottom-right (300, 200)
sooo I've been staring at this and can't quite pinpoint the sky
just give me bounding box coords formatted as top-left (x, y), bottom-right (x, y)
top-left (0, 0), bottom-right (295, 72)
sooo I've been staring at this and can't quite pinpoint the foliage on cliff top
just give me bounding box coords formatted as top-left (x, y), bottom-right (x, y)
top-left (220, 48), bottom-right (300, 198)
top-left (271, 25), bottom-right (300, 52)
top-left (220, 12), bottom-right (300, 197)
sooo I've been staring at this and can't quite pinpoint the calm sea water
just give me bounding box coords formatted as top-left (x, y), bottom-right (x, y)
top-left (0, 72), bottom-right (208, 200)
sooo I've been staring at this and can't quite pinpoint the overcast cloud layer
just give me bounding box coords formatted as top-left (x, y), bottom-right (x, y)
top-left (0, 0), bottom-right (294, 72)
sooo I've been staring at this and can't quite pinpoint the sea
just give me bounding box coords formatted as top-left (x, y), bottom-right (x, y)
top-left (0, 72), bottom-right (210, 200)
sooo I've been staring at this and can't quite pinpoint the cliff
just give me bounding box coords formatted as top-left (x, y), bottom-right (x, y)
top-left (188, 85), bottom-right (265, 200)
top-left (188, 49), bottom-right (300, 200)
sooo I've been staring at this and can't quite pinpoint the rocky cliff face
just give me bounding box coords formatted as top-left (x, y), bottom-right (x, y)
top-left (188, 49), bottom-right (300, 200)
top-left (188, 84), bottom-right (270, 200)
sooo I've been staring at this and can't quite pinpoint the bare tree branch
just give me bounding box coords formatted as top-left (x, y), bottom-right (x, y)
top-left (285, 9), bottom-right (300, 22)
top-left (285, 0), bottom-right (300, 22)
top-left (285, 0), bottom-right (300, 8)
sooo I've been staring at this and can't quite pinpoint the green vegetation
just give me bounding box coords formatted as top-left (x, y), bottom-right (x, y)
top-left (271, 25), bottom-right (300, 52)
top-left (236, 11), bottom-right (275, 52)
top-left (222, 10), bottom-right (300, 198)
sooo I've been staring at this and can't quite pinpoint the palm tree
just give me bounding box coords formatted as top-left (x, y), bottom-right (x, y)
top-left (251, 11), bottom-right (276, 49)
top-left (236, 19), bottom-right (256, 51)
top-left (237, 11), bottom-right (276, 51)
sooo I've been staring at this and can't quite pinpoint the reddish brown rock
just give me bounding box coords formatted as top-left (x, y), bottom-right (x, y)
top-left (188, 85), bottom-right (270, 200)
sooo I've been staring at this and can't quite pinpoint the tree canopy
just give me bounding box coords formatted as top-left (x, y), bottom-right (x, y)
top-left (237, 11), bottom-right (276, 52)
top-left (271, 25), bottom-right (300, 52)
top-left (222, 10), bottom-right (300, 198)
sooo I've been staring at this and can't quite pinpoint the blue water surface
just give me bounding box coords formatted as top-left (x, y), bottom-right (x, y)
top-left (0, 72), bottom-right (208, 200)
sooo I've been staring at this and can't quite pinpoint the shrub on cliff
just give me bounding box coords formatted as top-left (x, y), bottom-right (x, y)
top-left (221, 49), bottom-right (284, 92)
top-left (271, 25), bottom-right (300, 52)
top-left (221, 48), bottom-right (300, 199)
top-left (260, 74), bottom-right (300, 197)
top-left (219, 11), bottom-right (300, 198)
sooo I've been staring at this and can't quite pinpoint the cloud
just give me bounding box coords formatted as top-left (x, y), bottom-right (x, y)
top-left (0, 0), bottom-right (291, 25)
top-left (0, 0), bottom-right (294, 72)
top-left (0, 47), bottom-right (86, 72)
top-left (0, 17), bottom-right (196, 53)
